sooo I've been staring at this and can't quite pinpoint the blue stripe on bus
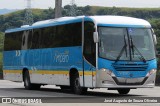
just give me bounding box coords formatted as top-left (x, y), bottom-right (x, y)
top-left (3, 46), bottom-right (94, 72)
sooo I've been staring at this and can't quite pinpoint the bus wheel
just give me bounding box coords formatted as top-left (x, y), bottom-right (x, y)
top-left (71, 72), bottom-right (87, 95)
top-left (117, 89), bottom-right (130, 94)
top-left (24, 71), bottom-right (41, 90)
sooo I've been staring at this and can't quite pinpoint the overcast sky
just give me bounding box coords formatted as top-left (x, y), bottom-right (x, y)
top-left (1, 0), bottom-right (160, 9)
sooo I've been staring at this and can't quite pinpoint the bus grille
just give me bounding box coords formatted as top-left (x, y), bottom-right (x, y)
top-left (112, 63), bottom-right (148, 71)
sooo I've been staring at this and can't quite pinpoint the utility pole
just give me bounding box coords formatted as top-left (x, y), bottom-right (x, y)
top-left (55, 0), bottom-right (62, 18)
top-left (24, 0), bottom-right (33, 25)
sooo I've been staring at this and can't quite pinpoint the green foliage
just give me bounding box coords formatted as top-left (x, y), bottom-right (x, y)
top-left (0, 9), bottom-right (50, 32)
top-left (148, 19), bottom-right (160, 51)
top-left (0, 6), bottom-right (160, 51)
top-left (1, 6), bottom-right (160, 32)
top-left (0, 32), bottom-right (4, 73)
top-left (93, 6), bottom-right (160, 19)
top-left (0, 32), bottom-right (4, 52)
top-left (0, 52), bottom-right (2, 73)
top-left (1, 6), bottom-right (160, 51)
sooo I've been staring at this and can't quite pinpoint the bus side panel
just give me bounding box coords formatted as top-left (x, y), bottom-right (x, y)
top-left (83, 60), bottom-right (96, 88)
top-left (3, 51), bottom-right (23, 82)
top-left (27, 47), bottom-right (83, 86)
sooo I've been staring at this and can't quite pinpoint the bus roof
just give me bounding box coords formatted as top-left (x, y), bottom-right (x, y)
top-left (89, 15), bottom-right (151, 28)
top-left (5, 15), bottom-right (151, 33)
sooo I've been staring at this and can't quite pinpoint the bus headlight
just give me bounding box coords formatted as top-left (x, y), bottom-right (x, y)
top-left (100, 68), bottom-right (115, 77)
top-left (146, 69), bottom-right (157, 77)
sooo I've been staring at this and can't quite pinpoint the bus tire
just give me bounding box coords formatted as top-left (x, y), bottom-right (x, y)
top-left (117, 89), bottom-right (130, 94)
top-left (24, 71), bottom-right (41, 90)
top-left (71, 72), bottom-right (87, 95)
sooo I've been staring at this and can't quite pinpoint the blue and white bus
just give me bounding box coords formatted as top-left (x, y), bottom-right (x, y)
top-left (3, 16), bottom-right (157, 94)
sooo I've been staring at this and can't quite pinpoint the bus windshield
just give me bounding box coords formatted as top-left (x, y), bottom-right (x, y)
top-left (98, 27), bottom-right (156, 61)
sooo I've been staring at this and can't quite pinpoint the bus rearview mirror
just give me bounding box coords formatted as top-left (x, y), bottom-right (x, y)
top-left (152, 28), bottom-right (157, 45)
top-left (153, 34), bottom-right (157, 45)
top-left (93, 32), bottom-right (99, 43)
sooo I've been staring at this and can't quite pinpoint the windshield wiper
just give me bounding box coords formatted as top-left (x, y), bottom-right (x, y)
top-left (130, 35), bottom-right (146, 63)
top-left (115, 35), bottom-right (128, 63)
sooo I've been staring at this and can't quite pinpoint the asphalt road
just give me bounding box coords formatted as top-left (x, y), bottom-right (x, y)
top-left (0, 80), bottom-right (160, 106)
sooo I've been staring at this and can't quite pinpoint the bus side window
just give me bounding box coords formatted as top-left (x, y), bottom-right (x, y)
top-left (31, 29), bottom-right (41, 49)
top-left (28, 30), bottom-right (33, 49)
top-left (21, 30), bottom-right (30, 50)
top-left (84, 21), bottom-right (96, 67)
top-left (4, 32), bottom-right (22, 51)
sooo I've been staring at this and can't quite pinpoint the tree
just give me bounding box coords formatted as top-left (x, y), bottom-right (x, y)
top-left (0, 32), bottom-right (4, 52)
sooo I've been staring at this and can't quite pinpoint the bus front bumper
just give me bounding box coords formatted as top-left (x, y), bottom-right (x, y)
top-left (95, 69), bottom-right (156, 88)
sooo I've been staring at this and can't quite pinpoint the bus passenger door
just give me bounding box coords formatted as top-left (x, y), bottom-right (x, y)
top-left (83, 21), bottom-right (96, 88)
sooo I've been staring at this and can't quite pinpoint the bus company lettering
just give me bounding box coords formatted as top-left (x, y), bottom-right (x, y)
top-left (54, 51), bottom-right (69, 63)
